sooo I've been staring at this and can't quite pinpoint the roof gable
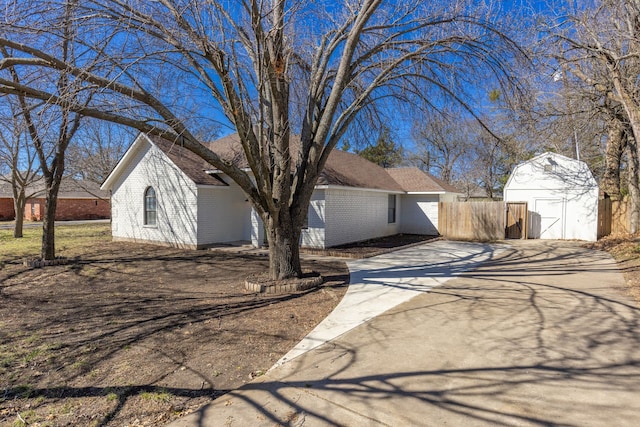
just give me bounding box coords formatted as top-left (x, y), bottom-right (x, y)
top-left (102, 133), bottom-right (227, 190)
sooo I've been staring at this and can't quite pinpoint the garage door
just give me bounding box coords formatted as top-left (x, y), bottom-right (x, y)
top-left (535, 198), bottom-right (564, 239)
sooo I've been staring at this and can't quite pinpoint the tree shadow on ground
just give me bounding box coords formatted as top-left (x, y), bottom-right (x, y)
top-left (0, 243), bottom-right (349, 426)
top-left (194, 241), bottom-right (640, 426)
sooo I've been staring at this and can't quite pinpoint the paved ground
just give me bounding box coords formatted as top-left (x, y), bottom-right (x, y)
top-left (0, 219), bottom-right (110, 229)
top-left (273, 240), bottom-right (506, 367)
top-left (170, 240), bottom-right (640, 427)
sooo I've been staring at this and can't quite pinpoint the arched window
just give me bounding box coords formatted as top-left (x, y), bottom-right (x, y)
top-left (144, 187), bottom-right (157, 226)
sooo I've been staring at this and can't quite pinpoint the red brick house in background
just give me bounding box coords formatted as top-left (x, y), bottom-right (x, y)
top-left (0, 178), bottom-right (110, 221)
top-left (0, 182), bottom-right (13, 220)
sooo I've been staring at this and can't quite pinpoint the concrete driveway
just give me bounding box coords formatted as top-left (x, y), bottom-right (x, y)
top-left (170, 240), bottom-right (640, 427)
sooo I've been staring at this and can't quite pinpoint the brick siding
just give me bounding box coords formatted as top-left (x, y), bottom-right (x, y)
top-left (19, 198), bottom-right (110, 221)
top-left (55, 198), bottom-right (110, 220)
top-left (0, 198), bottom-right (14, 220)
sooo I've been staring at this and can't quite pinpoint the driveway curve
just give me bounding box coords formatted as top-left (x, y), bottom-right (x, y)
top-left (170, 240), bottom-right (640, 427)
top-left (274, 240), bottom-right (507, 367)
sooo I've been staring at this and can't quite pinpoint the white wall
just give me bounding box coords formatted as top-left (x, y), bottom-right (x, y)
top-left (399, 194), bottom-right (439, 235)
top-left (110, 141), bottom-right (199, 247)
top-left (197, 178), bottom-right (251, 245)
top-left (323, 188), bottom-right (401, 247)
top-left (301, 189), bottom-right (326, 248)
top-left (504, 153), bottom-right (598, 241)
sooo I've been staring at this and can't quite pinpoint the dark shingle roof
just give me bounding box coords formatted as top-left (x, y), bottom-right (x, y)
top-left (387, 167), bottom-right (461, 193)
top-left (207, 134), bottom-right (404, 192)
top-left (149, 133), bottom-right (460, 194)
top-left (147, 135), bottom-right (228, 187)
top-left (319, 149), bottom-right (404, 191)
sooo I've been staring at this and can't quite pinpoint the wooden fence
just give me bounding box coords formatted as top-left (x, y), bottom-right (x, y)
top-left (598, 199), bottom-right (631, 237)
top-left (438, 201), bottom-right (506, 241)
top-left (441, 199), bottom-right (629, 241)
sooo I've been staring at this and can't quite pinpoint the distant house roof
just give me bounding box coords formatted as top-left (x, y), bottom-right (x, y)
top-left (0, 176), bottom-right (109, 199)
top-left (56, 178), bottom-right (111, 199)
top-left (387, 167), bottom-right (461, 194)
top-left (0, 179), bottom-right (12, 197)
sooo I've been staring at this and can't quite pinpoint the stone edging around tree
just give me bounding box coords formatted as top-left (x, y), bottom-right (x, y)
top-left (245, 273), bottom-right (323, 294)
top-left (23, 257), bottom-right (69, 268)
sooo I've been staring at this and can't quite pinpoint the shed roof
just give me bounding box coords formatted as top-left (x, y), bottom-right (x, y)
top-left (504, 151), bottom-right (598, 192)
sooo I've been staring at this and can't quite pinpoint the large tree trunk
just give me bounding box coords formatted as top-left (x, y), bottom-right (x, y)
top-left (611, 72), bottom-right (640, 233)
top-left (12, 188), bottom-right (26, 238)
top-left (265, 214), bottom-right (302, 280)
top-left (626, 134), bottom-right (640, 234)
top-left (41, 180), bottom-right (61, 260)
top-left (602, 117), bottom-right (626, 200)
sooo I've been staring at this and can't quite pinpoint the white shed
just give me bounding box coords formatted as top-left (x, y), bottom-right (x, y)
top-left (503, 152), bottom-right (599, 242)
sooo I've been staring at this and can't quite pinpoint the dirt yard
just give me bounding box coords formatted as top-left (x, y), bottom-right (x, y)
top-left (0, 225), bottom-right (443, 426)
top-left (9, 227), bottom-right (637, 427)
top-left (585, 233), bottom-right (640, 305)
top-left (0, 233), bottom-right (349, 426)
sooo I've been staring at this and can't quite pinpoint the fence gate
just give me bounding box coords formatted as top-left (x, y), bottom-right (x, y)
top-left (505, 202), bottom-right (528, 239)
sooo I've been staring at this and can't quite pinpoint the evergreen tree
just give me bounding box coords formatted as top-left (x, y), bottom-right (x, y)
top-left (357, 127), bottom-right (404, 168)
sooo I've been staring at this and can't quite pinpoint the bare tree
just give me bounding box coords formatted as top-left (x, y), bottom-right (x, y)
top-left (1, 0), bottom-right (92, 259)
top-left (0, 96), bottom-right (41, 237)
top-left (409, 108), bottom-right (474, 183)
top-left (543, 0), bottom-right (640, 230)
top-left (0, 0), bottom-right (527, 278)
top-left (66, 119), bottom-right (133, 187)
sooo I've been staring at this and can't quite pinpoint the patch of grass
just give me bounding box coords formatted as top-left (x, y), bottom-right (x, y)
top-left (12, 384), bottom-right (34, 399)
top-left (0, 351), bottom-right (16, 369)
top-left (23, 348), bottom-right (42, 365)
top-left (24, 333), bottom-right (41, 345)
top-left (106, 392), bottom-right (118, 402)
top-left (61, 402), bottom-right (74, 415)
top-left (140, 389), bottom-right (171, 402)
top-left (0, 340), bottom-right (62, 373)
top-left (71, 359), bottom-right (90, 372)
top-left (0, 223), bottom-right (110, 261)
top-left (13, 409), bottom-right (39, 427)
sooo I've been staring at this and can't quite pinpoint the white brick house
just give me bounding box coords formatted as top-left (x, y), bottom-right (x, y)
top-left (101, 133), bottom-right (461, 249)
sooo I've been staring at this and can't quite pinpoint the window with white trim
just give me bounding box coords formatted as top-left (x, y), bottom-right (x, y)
top-left (144, 187), bottom-right (157, 226)
top-left (388, 194), bottom-right (396, 223)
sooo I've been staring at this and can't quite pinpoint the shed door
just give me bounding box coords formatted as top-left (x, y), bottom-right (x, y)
top-left (536, 198), bottom-right (564, 239)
